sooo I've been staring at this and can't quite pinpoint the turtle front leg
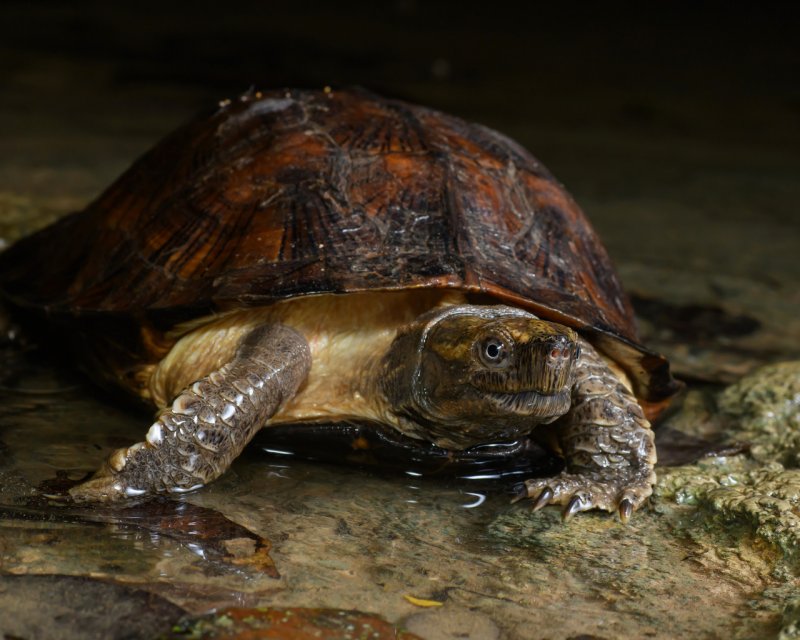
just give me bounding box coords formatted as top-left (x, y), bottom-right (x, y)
top-left (69, 324), bottom-right (311, 503)
top-left (522, 337), bottom-right (656, 522)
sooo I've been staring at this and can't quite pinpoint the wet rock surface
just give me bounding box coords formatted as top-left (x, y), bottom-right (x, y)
top-left (164, 607), bottom-right (423, 640)
top-left (401, 607), bottom-right (501, 640)
top-left (657, 362), bottom-right (800, 571)
top-left (0, 574), bottom-right (185, 640)
top-left (1, 3), bottom-right (798, 639)
top-left (718, 362), bottom-right (800, 467)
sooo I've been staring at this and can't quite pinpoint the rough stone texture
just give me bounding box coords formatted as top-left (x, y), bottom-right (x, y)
top-left (657, 362), bottom-right (800, 566)
top-left (163, 607), bottom-right (423, 640)
top-left (402, 607), bottom-right (501, 640)
top-left (782, 598), bottom-right (800, 640)
top-left (654, 362), bottom-right (800, 640)
top-left (718, 361), bottom-right (800, 467)
top-left (0, 574), bottom-right (185, 640)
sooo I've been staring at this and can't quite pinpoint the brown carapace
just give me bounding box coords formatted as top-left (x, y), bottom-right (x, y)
top-left (0, 87), bottom-right (677, 410)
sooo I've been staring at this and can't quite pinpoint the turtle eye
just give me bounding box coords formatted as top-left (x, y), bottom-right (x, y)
top-left (478, 336), bottom-right (509, 368)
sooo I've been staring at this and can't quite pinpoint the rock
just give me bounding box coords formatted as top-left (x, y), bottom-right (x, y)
top-left (656, 361), bottom-right (800, 567)
top-left (718, 360), bottom-right (800, 467)
top-left (163, 607), bottom-right (422, 639)
top-left (402, 607), bottom-right (501, 640)
top-left (0, 574), bottom-right (184, 640)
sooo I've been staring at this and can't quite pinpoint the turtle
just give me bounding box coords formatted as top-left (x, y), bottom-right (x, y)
top-left (0, 87), bottom-right (680, 521)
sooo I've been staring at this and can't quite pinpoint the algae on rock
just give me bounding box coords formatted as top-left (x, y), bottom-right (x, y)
top-left (656, 362), bottom-right (800, 569)
top-left (718, 361), bottom-right (800, 468)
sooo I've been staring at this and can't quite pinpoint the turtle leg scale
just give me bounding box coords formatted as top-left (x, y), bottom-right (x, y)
top-left (69, 324), bottom-right (311, 502)
top-left (522, 337), bottom-right (656, 522)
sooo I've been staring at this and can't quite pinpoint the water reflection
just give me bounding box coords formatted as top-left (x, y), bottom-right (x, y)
top-left (253, 420), bottom-right (564, 501)
top-left (460, 492), bottom-right (486, 509)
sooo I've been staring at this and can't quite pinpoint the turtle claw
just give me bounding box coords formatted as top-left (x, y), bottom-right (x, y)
top-left (67, 444), bottom-right (159, 504)
top-left (618, 498), bottom-right (634, 524)
top-left (510, 486), bottom-right (529, 504)
top-left (562, 494), bottom-right (587, 521)
top-left (520, 468), bottom-right (653, 521)
top-left (68, 474), bottom-right (128, 504)
top-left (532, 487), bottom-right (554, 512)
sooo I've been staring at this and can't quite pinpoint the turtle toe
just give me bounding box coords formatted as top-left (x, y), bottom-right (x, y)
top-left (68, 472), bottom-right (135, 504)
top-left (521, 468), bottom-right (654, 522)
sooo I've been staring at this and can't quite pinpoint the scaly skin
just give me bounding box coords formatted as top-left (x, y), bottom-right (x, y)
top-left (521, 336), bottom-right (656, 522)
top-left (69, 324), bottom-right (311, 502)
top-left (68, 304), bottom-right (655, 522)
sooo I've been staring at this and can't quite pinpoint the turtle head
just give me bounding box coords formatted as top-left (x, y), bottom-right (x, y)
top-left (382, 305), bottom-right (581, 449)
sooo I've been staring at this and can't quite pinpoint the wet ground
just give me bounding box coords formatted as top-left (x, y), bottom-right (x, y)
top-left (0, 3), bottom-right (798, 639)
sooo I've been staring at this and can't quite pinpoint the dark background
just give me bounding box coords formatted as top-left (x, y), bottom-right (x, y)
top-left (3, 2), bottom-right (796, 148)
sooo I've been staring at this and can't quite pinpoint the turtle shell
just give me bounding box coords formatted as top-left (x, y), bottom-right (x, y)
top-left (0, 88), bottom-right (679, 407)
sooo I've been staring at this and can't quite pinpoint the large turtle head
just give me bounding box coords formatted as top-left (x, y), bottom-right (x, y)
top-left (381, 305), bottom-right (581, 449)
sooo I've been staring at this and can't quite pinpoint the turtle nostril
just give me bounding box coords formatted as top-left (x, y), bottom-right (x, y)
top-left (546, 337), bottom-right (575, 362)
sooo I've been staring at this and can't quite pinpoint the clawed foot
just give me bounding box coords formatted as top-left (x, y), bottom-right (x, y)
top-left (68, 445), bottom-right (151, 503)
top-left (67, 442), bottom-right (204, 504)
top-left (68, 473), bottom-right (131, 503)
top-left (515, 468), bottom-right (655, 523)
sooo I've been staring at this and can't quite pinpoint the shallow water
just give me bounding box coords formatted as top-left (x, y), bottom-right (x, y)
top-left (0, 355), bottom-right (795, 640)
top-left (1, 4), bottom-right (799, 639)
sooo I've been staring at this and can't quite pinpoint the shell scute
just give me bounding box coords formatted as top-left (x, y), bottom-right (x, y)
top-left (0, 88), bottom-right (678, 403)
